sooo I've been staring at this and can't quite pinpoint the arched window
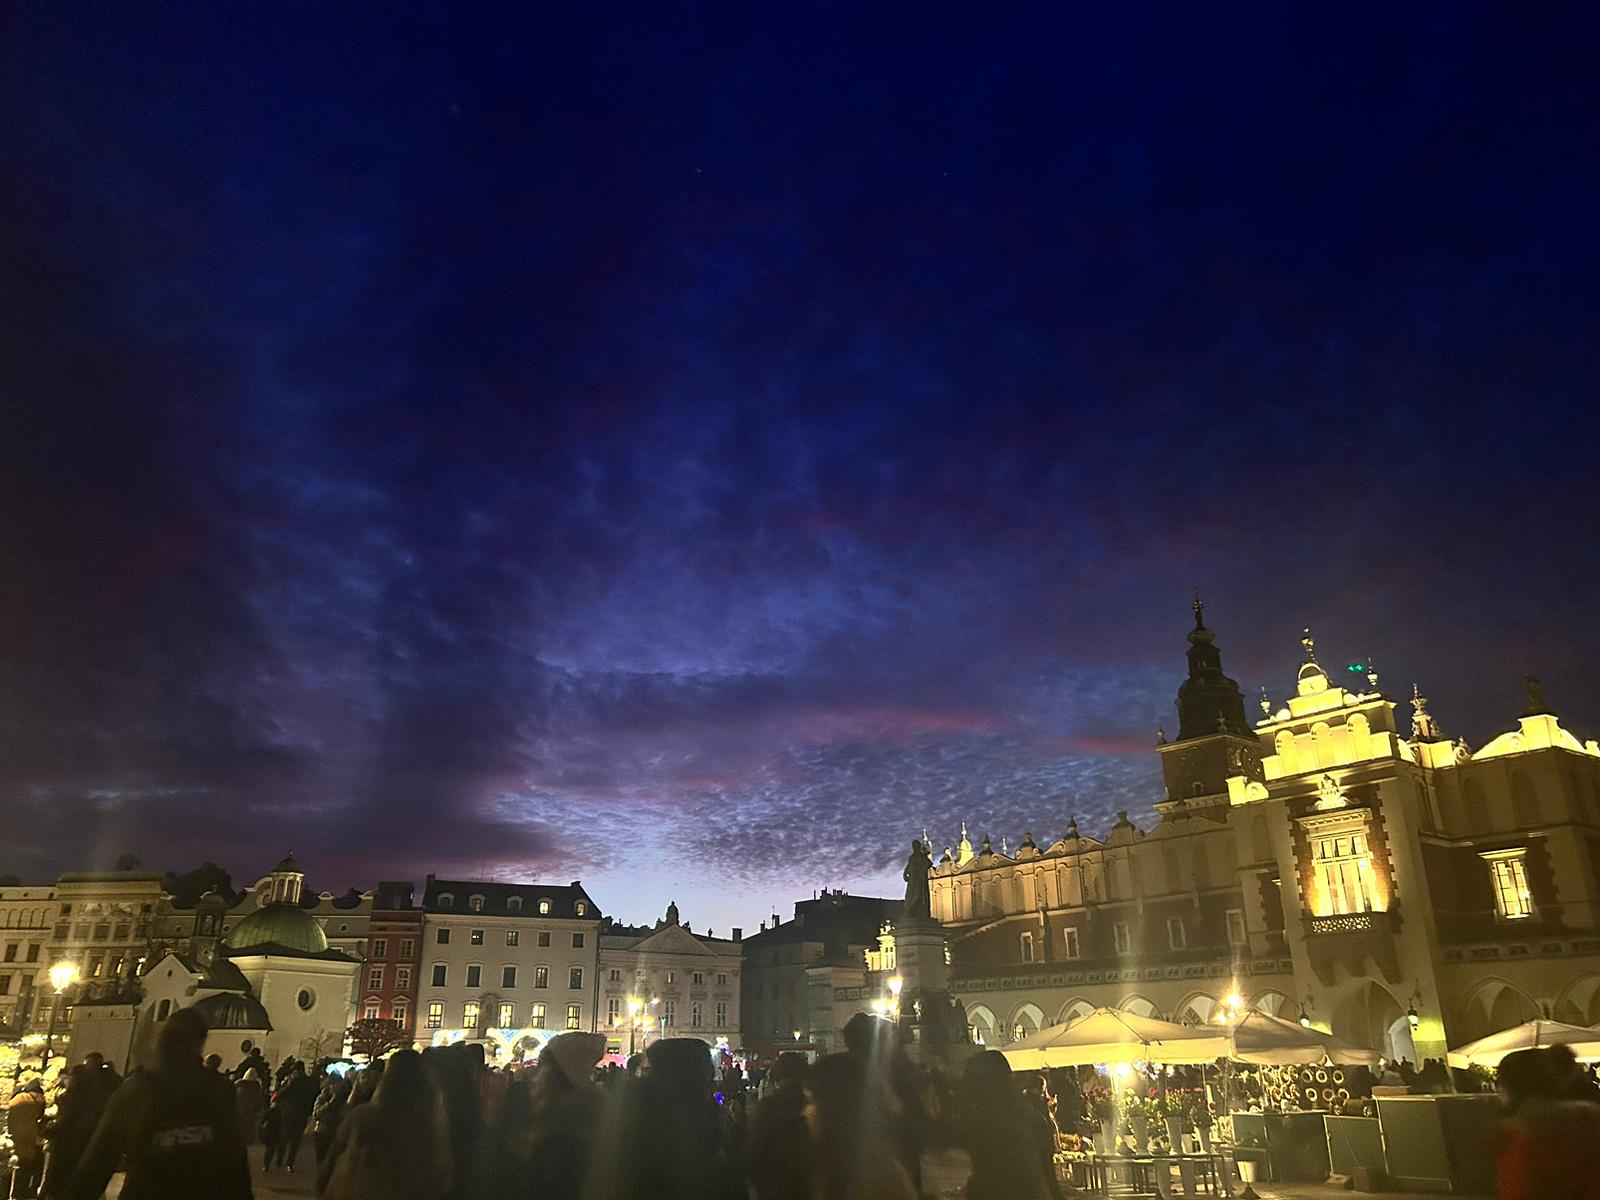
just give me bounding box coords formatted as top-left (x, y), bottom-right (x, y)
top-left (507, 897), bottom-right (523, 912)
top-left (156, 999), bottom-right (172, 1021)
top-left (538, 899), bottom-right (552, 915)
top-left (575, 901), bottom-right (587, 917)
top-left (469, 895), bottom-right (485, 912)
top-left (437, 893), bottom-right (454, 908)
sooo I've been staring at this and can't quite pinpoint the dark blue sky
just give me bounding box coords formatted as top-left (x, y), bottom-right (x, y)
top-left (2, 5), bottom-right (1596, 929)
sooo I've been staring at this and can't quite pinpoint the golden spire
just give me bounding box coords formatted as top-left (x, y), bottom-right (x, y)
top-left (1301, 626), bottom-right (1317, 663)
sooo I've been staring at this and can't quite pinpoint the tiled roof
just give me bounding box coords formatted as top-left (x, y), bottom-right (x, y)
top-left (422, 877), bottom-right (601, 920)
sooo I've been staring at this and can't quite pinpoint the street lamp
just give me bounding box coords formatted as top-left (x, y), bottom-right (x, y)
top-left (43, 961), bottom-right (79, 1071)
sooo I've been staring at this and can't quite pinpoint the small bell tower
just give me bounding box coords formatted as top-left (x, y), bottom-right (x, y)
top-left (1158, 596), bottom-right (1263, 802)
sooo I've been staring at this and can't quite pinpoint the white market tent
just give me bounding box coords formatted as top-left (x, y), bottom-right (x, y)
top-left (1228, 1011), bottom-right (1380, 1067)
top-left (1001, 1007), bottom-right (1232, 1069)
top-left (1446, 1019), bottom-right (1600, 1069)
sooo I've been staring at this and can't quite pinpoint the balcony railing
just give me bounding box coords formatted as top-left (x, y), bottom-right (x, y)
top-left (1303, 908), bottom-right (1399, 936)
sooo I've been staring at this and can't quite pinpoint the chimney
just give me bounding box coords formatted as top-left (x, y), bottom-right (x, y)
top-left (759, 921), bottom-right (767, 932)
top-left (732, 927), bottom-right (743, 942)
top-left (772, 912), bottom-right (780, 927)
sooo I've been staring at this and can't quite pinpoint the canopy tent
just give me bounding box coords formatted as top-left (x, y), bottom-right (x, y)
top-left (1228, 1011), bottom-right (1380, 1067)
top-left (1000, 1007), bottom-right (1233, 1069)
top-left (1446, 1019), bottom-right (1600, 1069)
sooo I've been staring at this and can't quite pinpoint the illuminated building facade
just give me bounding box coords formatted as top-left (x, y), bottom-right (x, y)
top-left (598, 901), bottom-right (741, 1055)
top-left (363, 881), bottom-right (424, 1035)
top-left (419, 876), bottom-right (602, 1058)
top-left (931, 602), bottom-right (1600, 1063)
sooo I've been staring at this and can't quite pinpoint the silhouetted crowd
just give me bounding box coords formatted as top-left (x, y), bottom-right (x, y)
top-left (5, 1007), bottom-right (1067, 1200)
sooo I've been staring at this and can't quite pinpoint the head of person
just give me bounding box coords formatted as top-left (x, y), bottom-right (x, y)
top-left (204, 1054), bottom-right (222, 1072)
top-left (85, 1052), bottom-right (105, 1071)
top-left (842, 1012), bottom-right (893, 1058)
top-left (769, 1051), bottom-right (808, 1090)
top-left (536, 1032), bottom-right (606, 1103)
top-left (156, 1006), bottom-right (210, 1068)
top-left (962, 1050), bottom-right (1020, 1106)
top-left (1498, 1048), bottom-right (1557, 1111)
top-left (645, 1038), bottom-right (716, 1100)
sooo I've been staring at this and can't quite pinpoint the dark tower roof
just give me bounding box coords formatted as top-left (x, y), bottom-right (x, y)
top-left (1175, 596), bottom-right (1251, 740)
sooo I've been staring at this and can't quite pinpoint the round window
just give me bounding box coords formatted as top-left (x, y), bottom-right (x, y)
top-left (339, 924), bottom-right (349, 932)
top-left (240, 1038), bottom-right (254, 1053)
top-left (297, 988), bottom-right (315, 1011)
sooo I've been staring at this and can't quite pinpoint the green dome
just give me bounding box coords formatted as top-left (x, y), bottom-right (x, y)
top-left (223, 902), bottom-right (328, 954)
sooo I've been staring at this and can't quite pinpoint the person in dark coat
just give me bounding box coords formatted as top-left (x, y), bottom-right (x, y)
top-left (956, 1051), bottom-right (1059, 1200)
top-left (65, 1007), bottom-right (251, 1200)
top-left (746, 1052), bottom-right (811, 1200)
top-left (274, 1062), bottom-right (318, 1171)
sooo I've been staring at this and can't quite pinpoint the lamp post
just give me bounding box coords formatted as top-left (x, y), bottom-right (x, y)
top-left (42, 961), bottom-right (80, 1072)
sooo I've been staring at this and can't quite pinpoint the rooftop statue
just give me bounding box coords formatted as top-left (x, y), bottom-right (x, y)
top-left (903, 838), bottom-right (933, 920)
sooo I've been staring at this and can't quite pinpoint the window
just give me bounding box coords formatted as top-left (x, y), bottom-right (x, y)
top-left (2, 946), bottom-right (13, 962)
top-left (1063, 928), bottom-right (1081, 959)
top-left (1166, 916), bottom-right (1186, 950)
top-left (532, 1002), bottom-right (547, 1026)
top-left (1113, 922), bottom-right (1132, 954)
top-left (368, 966), bottom-right (385, 990)
top-left (691, 1001), bottom-right (703, 1026)
top-left (538, 899), bottom-right (552, 915)
top-left (396, 966), bottom-right (412, 990)
top-left (372, 938), bottom-right (388, 958)
top-left (0, 976), bottom-right (10, 995)
top-left (608, 968), bottom-right (621, 982)
top-left (463, 1001), bottom-right (480, 1028)
top-left (538, 932), bottom-right (551, 947)
top-left (74, 923), bottom-right (89, 939)
top-left (466, 965), bottom-right (482, 988)
top-left (535, 967), bottom-right (549, 988)
top-left (26, 944), bottom-right (39, 962)
top-left (663, 999), bottom-right (676, 1027)
top-left (666, 971), bottom-right (676, 985)
top-left (469, 895), bottom-right (484, 912)
top-left (566, 1004), bottom-right (581, 1030)
top-left (93, 922), bottom-right (110, 940)
top-left (692, 972), bottom-right (703, 985)
top-left (470, 928), bottom-right (484, 945)
top-left (506, 931), bottom-right (520, 947)
top-left (1483, 849), bottom-right (1534, 919)
top-left (575, 901), bottom-right (587, 916)
top-left (436, 928), bottom-right (451, 945)
top-left (715, 1001), bottom-right (727, 1027)
top-left (497, 1002), bottom-right (514, 1028)
top-left (608, 997), bottom-right (621, 1023)
top-left (392, 999), bottom-right (408, 1026)
top-left (502, 966), bottom-right (517, 989)
top-left (400, 938), bottom-right (414, 958)
top-left (1312, 829), bottom-right (1379, 914)
top-left (508, 897), bottom-right (523, 912)
top-left (1019, 932), bottom-right (1034, 963)
top-left (569, 967), bottom-right (583, 990)
top-left (113, 923), bottom-right (129, 940)
top-left (364, 1000), bottom-right (381, 1020)
top-left (1225, 909), bottom-right (1247, 946)
top-left (437, 894), bottom-right (453, 908)
top-left (571, 932), bottom-right (585, 949)
top-left (432, 964), bottom-right (448, 987)
top-left (717, 973), bottom-right (727, 985)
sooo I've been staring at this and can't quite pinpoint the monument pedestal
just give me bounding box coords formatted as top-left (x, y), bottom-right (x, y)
top-left (893, 917), bottom-right (949, 994)
top-left (890, 917), bottom-right (973, 1066)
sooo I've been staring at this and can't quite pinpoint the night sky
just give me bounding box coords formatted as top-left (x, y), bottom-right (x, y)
top-left (2, 6), bottom-right (1597, 931)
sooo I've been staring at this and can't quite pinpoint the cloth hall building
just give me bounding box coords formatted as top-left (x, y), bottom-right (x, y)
top-left (930, 603), bottom-right (1600, 1064)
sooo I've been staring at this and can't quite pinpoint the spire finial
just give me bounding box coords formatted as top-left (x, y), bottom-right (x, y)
top-left (1192, 589), bottom-right (1205, 629)
top-left (1365, 657), bottom-right (1379, 690)
top-left (1410, 683), bottom-right (1443, 741)
top-left (1156, 724), bottom-right (1167, 745)
top-left (1522, 675), bottom-right (1548, 716)
top-left (1259, 685), bottom-right (1272, 717)
top-left (1301, 626), bottom-right (1317, 663)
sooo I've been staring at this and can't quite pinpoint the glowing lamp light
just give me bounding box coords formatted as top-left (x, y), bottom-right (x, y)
top-left (888, 976), bottom-right (903, 997)
top-left (49, 962), bottom-right (79, 993)
top-left (1224, 992), bottom-right (1243, 1012)
top-left (1300, 1014), bottom-right (1312, 1029)
top-left (1113, 1062), bottom-right (1131, 1079)
top-left (1406, 1005), bottom-right (1421, 1032)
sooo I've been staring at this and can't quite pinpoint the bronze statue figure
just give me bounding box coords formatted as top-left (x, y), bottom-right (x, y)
top-left (903, 838), bottom-right (933, 919)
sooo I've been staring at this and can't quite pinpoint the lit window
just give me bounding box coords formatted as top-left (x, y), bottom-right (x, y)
top-left (470, 929), bottom-right (484, 946)
top-left (463, 1001), bottom-right (480, 1028)
top-left (497, 1002), bottom-right (514, 1028)
top-left (1483, 849), bottom-right (1534, 920)
top-left (1113, 923), bottom-right (1132, 954)
top-left (566, 1004), bottom-right (581, 1030)
top-left (1312, 829), bottom-right (1379, 915)
top-left (666, 971), bottom-right (676, 985)
top-left (532, 1002), bottom-right (547, 1026)
top-left (535, 966), bottom-right (549, 988)
top-left (1226, 910), bottom-right (1247, 946)
top-left (1167, 917), bottom-right (1186, 950)
top-left (1063, 928), bottom-right (1081, 959)
top-left (538, 899), bottom-right (551, 915)
top-left (363, 1000), bottom-right (381, 1021)
top-left (469, 896), bottom-right (484, 912)
top-left (576, 901), bottom-right (587, 916)
top-left (506, 931), bottom-right (519, 947)
top-left (1019, 932), bottom-right (1034, 963)
top-left (426, 1002), bottom-right (443, 1029)
top-left (392, 999), bottom-right (408, 1026)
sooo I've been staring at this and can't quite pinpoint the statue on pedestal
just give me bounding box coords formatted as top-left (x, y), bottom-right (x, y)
top-left (902, 838), bottom-right (933, 920)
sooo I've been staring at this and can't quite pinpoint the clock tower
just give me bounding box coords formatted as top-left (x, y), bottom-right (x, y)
top-left (1157, 597), bottom-right (1263, 803)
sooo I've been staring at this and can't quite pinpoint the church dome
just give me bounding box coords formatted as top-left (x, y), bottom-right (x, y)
top-left (193, 991), bottom-right (273, 1031)
top-left (223, 902), bottom-right (328, 954)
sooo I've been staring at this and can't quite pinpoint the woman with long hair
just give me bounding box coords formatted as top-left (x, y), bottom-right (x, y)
top-left (319, 1050), bottom-right (453, 1200)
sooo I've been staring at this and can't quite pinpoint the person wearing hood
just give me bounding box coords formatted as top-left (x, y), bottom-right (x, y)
top-left (504, 1031), bottom-right (607, 1200)
top-left (8, 1080), bottom-right (48, 1198)
top-left (745, 1051), bottom-right (811, 1200)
